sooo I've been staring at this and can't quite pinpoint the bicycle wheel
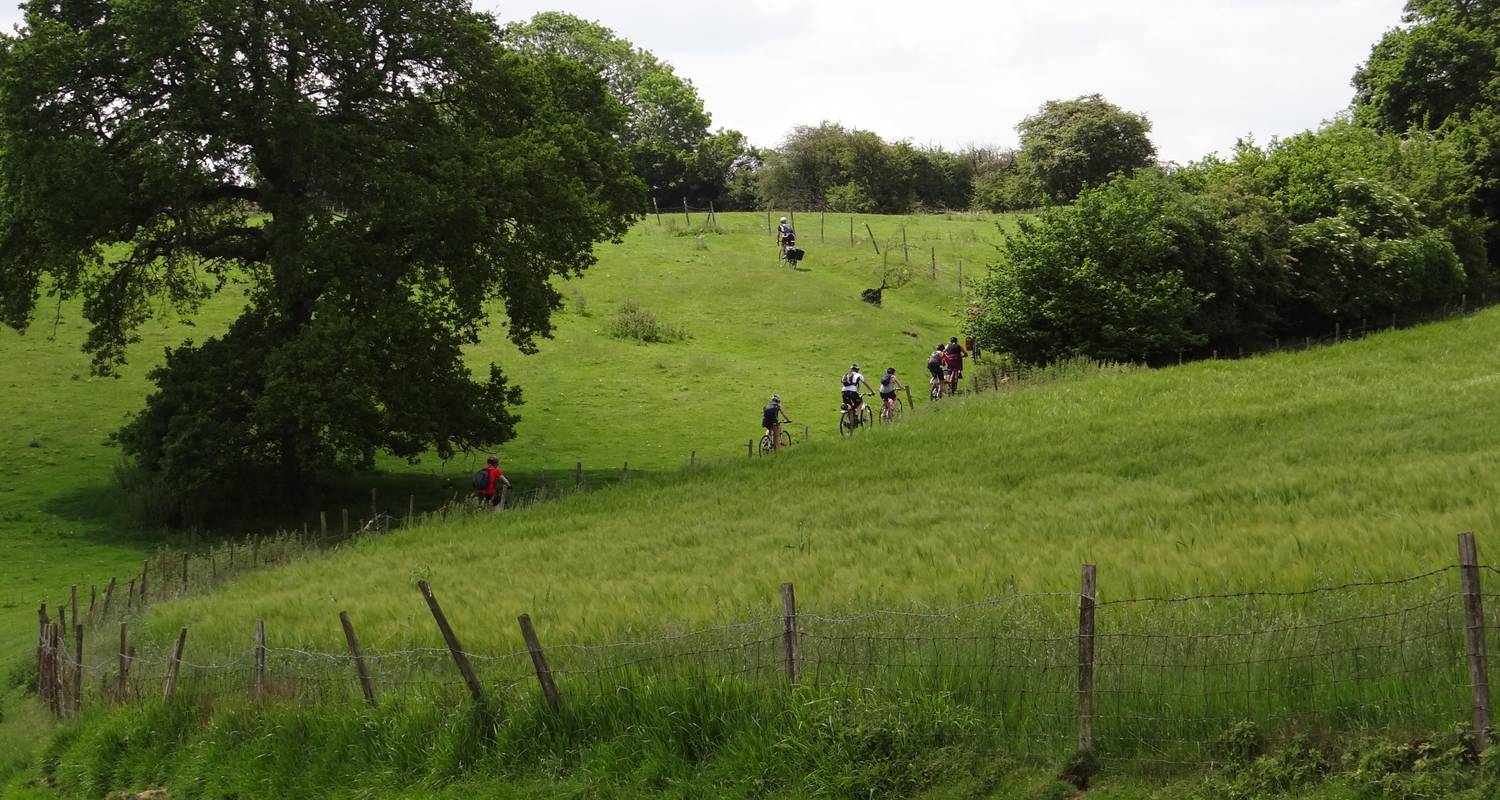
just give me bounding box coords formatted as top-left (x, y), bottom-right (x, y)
top-left (779, 430), bottom-right (792, 448)
top-left (860, 405), bottom-right (873, 428)
top-left (839, 412), bottom-right (855, 438)
top-left (759, 433), bottom-right (774, 454)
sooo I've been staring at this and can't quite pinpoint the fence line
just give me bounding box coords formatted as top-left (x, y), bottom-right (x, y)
top-left (30, 532), bottom-right (1500, 768)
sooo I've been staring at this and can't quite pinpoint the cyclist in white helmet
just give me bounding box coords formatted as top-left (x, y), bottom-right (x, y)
top-left (840, 363), bottom-right (874, 424)
top-left (777, 216), bottom-right (796, 261)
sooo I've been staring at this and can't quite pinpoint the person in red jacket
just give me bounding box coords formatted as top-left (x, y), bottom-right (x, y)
top-left (477, 455), bottom-right (511, 510)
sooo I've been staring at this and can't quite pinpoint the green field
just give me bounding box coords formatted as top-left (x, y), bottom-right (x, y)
top-left (9, 300), bottom-right (1500, 797)
top-left (11, 213), bottom-right (1500, 798)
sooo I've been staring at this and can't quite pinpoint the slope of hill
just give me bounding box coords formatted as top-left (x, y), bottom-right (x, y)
top-left (12, 305), bottom-right (1500, 798)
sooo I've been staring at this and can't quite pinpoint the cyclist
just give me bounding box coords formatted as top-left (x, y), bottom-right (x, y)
top-left (878, 368), bottom-right (904, 418)
top-left (841, 363), bottom-right (874, 425)
top-left (942, 337), bottom-right (966, 394)
top-left (926, 344), bottom-right (946, 395)
top-left (762, 394), bottom-right (790, 450)
top-left (777, 216), bottom-right (796, 260)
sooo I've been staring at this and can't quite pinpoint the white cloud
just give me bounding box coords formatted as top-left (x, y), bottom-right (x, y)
top-left (0, 0), bottom-right (1408, 162)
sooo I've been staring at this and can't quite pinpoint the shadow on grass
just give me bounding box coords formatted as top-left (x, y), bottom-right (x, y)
top-left (40, 463), bottom-right (666, 544)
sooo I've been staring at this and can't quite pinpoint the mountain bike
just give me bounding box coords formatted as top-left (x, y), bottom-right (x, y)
top-left (878, 393), bottom-right (903, 423)
top-left (930, 373), bottom-right (950, 401)
top-left (838, 394), bottom-right (874, 438)
top-left (759, 424), bottom-right (793, 454)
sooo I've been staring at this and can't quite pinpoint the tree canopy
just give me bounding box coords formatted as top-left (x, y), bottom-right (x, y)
top-left (503, 12), bottom-right (735, 204)
top-left (0, 0), bottom-right (643, 522)
top-left (1016, 94), bottom-right (1157, 203)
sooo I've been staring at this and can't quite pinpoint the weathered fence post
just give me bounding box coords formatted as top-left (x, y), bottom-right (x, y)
top-left (653, 197), bottom-right (661, 225)
top-left (849, 215), bottom-right (854, 246)
top-left (370, 487), bottom-right (378, 525)
top-left (690, 450), bottom-right (696, 467)
top-left (73, 624), bottom-right (83, 715)
top-left (765, 208), bottom-right (772, 237)
top-left (116, 622), bottom-right (128, 703)
top-left (339, 611), bottom-right (377, 707)
top-left (417, 581), bottom-right (486, 703)
top-left (48, 623), bottom-right (62, 717)
top-left (930, 247), bottom-right (936, 279)
top-left (180, 553), bottom-right (189, 595)
top-left (781, 582), bottom-right (802, 685)
top-left (864, 223), bottom-right (880, 254)
top-left (342, 508), bottom-right (349, 536)
top-left (622, 462), bottom-right (629, 481)
top-left (88, 585), bottom-right (97, 623)
top-left (319, 511), bottom-right (328, 541)
top-left (70, 585), bottom-right (78, 631)
top-left (820, 209), bottom-right (825, 242)
top-left (517, 613), bottom-right (561, 712)
top-left (748, 439), bottom-right (753, 458)
top-left (575, 461), bottom-right (583, 489)
top-left (254, 619), bottom-right (267, 702)
top-left (709, 200), bottom-right (719, 232)
top-left (407, 495), bottom-right (415, 527)
top-left (901, 225), bottom-right (908, 263)
top-left (139, 559), bottom-right (149, 607)
top-left (59, 602), bottom-right (66, 633)
top-left (101, 577), bottom-right (116, 620)
top-left (682, 197), bottom-right (690, 225)
top-left (958, 261), bottom-right (964, 292)
top-left (162, 627), bottom-right (188, 702)
top-left (126, 578), bottom-right (135, 611)
top-left (1077, 564), bottom-right (1098, 755)
top-left (1459, 532), bottom-right (1491, 751)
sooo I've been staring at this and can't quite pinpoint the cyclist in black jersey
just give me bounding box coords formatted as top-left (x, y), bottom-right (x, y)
top-left (878, 368), bottom-right (905, 420)
top-left (762, 395), bottom-right (790, 450)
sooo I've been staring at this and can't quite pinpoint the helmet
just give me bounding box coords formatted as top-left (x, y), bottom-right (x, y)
top-left (935, 343), bottom-right (944, 350)
top-left (486, 455), bottom-right (499, 465)
top-left (850, 363), bottom-right (859, 371)
top-left (780, 217), bottom-right (788, 223)
top-left (771, 394), bottom-right (780, 403)
top-left (886, 367), bottom-right (896, 374)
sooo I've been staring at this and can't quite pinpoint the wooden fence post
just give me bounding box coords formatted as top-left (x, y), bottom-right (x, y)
top-left (417, 581), bottom-right (486, 703)
top-left (101, 578), bottom-right (115, 620)
top-left (653, 197), bottom-right (661, 225)
top-left (849, 215), bottom-right (854, 246)
top-left (709, 200), bottom-right (719, 232)
top-left (517, 613), bottom-right (561, 712)
top-left (180, 553), bottom-right (189, 595)
top-left (407, 495), bottom-right (415, 527)
top-left (319, 511), bottom-right (328, 541)
top-left (781, 582), bottom-right (802, 685)
top-left (575, 461), bottom-right (583, 489)
top-left (1077, 564), bottom-right (1098, 755)
top-left (1459, 532), bottom-right (1491, 751)
top-left (766, 208), bottom-right (771, 237)
top-left (162, 627), bottom-right (188, 702)
top-left (682, 197), bottom-right (690, 225)
top-left (622, 462), bottom-right (629, 481)
top-left (930, 247), bottom-right (936, 279)
top-left (126, 579), bottom-right (135, 611)
top-left (342, 508), bottom-right (349, 536)
top-left (820, 209), bottom-right (825, 242)
top-left (70, 585), bottom-right (77, 630)
top-left (748, 439), bottom-right (754, 458)
top-left (254, 619), bottom-right (267, 702)
top-left (690, 450), bottom-right (696, 467)
top-left (901, 225), bottom-right (908, 263)
top-left (48, 623), bottom-right (62, 717)
top-left (73, 624), bottom-right (82, 715)
top-left (139, 559), bottom-right (149, 607)
top-left (116, 622), bottom-right (128, 703)
top-left (370, 487), bottom-right (378, 525)
top-left (339, 611), bottom-right (377, 707)
top-left (958, 261), bottom-right (964, 292)
top-left (864, 223), bottom-right (880, 254)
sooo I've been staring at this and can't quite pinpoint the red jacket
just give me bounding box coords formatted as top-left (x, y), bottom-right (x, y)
top-left (479, 465), bottom-right (503, 496)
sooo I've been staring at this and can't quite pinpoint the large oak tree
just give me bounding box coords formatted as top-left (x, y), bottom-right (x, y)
top-left (0, 0), bottom-right (643, 521)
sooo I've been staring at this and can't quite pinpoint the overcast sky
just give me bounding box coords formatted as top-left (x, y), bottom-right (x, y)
top-left (0, 1), bottom-right (1409, 163)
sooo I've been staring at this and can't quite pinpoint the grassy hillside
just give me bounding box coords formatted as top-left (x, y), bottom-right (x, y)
top-left (0, 211), bottom-right (1002, 651)
top-left (13, 306), bottom-right (1500, 799)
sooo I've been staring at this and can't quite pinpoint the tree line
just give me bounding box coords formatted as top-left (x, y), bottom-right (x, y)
top-left (967, 0), bottom-right (1500, 365)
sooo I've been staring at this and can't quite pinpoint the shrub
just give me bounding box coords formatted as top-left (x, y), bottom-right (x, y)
top-left (824, 181), bottom-right (874, 213)
top-left (603, 300), bottom-right (689, 344)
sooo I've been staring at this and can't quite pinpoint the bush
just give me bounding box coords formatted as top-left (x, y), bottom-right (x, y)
top-left (824, 181), bottom-right (874, 213)
top-left (969, 170), bottom-right (1223, 363)
top-left (603, 300), bottom-right (689, 344)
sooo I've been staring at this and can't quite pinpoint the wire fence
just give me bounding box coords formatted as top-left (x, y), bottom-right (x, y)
top-left (30, 535), bottom-right (1500, 768)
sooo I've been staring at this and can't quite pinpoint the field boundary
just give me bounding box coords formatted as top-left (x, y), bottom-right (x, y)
top-left (29, 532), bottom-right (1500, 766)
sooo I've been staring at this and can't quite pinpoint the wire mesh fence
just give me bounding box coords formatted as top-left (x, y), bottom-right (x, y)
top-left (29, 535), bottom-right (1500, 768)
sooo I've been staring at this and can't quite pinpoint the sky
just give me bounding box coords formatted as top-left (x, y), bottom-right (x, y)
top-left (0, 1), bottom-right (1409, 163)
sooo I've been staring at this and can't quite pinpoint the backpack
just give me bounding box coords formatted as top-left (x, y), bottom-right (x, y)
top-left (843, 372), bottom-right (858, 387)
top-left (881, 374), bottom-right (893, 388)
top-left (471, 469), bottom-right (491, 492)
top-left (928, 351), bottom-right (942, 366)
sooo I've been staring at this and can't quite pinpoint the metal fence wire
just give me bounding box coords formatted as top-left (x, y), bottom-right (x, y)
top-left (30, 534), bottom-right (1500, 769)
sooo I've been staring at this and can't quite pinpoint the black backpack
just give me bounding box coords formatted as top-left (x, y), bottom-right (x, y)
top-left (471, 469), bottom-right (490, 491)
